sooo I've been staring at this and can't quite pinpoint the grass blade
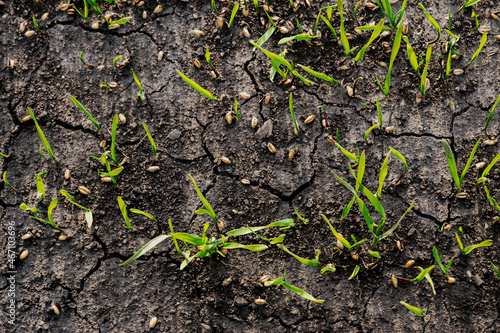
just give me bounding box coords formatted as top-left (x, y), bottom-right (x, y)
top-left (277, 244), bottom-right (320, 266)
top-left (321, 214), bottom-right (352, 250)
top-left (289, 93), bottom-right (299, 134)
top-left (278, 34), bottom-right (319, 45)
top-left (227, 219), bottom-right (295, 237)
top-left (47, 197), bottom-right (58, 228)
top-left (459, 139), bottom-right (481, 188)
top-left (3, 171), bottom-right (18, 192)
top-left (189, 174), bottom-right (218, 223)
top-left (130, 208), bottom-right (157, 223)
top-left (491, 262), bottom-right (500, 279)
top-left (36, 172), bottom-right (46, 201)
top-left (383, 21), bottom-right (404, 96)
top-left (113, 55), bottom-right (123, 67)
top-left (484, 93), bottom-right (500, 136)
top-left (69, 95), bottom-right (101, 131)
top-left (337, 0), bottom-right (351, 57)
top-left (27, 108), bottom-right (57, 162)
top-left (402, 36), bottom-right (419, 73)
top-left (411, 265), bottom-right (435, 282)
top-left (281, 282), bottom-right (324, 303)
top-left (176, 70), bottom-right (219, 101)
top-left (111, 115), bottom-right (119, 165)
top-left (320, 15), bottom-right (338, 40)
top-left (400, 302), bottom-right (426, 316)
top-left (420, 45), bottom-right (432, 97)
top-left (143, 123), bottom-right (157, 156)
top-left (234, 99), bottom-right (239, 121)
top-left (463, 240), bottom-right (493, 255)
top-left (228, 3), bottom-right (239, 28)
top-left (131, 69), bottom-right (145, 101)
top-left (348, 265), bottom-right (361, 280)
top-left (355, 19), bottom-right (385, 63)
top-left (118, 196), bottom-right (133, 230)
top-left (250, 41), bottom-right (293, 71)
top-left (377, 151), bottom-right (391, 199)
top-left (254, 26), bottom-right (276, 49)
top-left (121, 235), bottom-right (171, 265)
top-left (463, 32), bottom-right (487, 70)
top-left (221, 243), bottom-right (268, 252)
top-left (418, 4), bottom-right (441, 44)
top-left (442, 139), bottom-right (460, 191)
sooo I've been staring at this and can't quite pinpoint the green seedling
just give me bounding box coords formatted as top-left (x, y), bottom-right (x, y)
top-left (277, 244), bottom-right (320, 267)
top-left (35, 172), bottom-right (47, 201)
top-left (0, 152), bottom-right (9, 158)
top-left (419, 45), bottom-right (432, 97)
top-left (269, 49), bottom-right (288, 82)
top-left (456, 233), bottom-right (492, 255)
top-left (296, 19), bottom-right (303, 33)
top-left (131, 69), bottom-right (145, 101)
top-left (253, 0), bottom-right (258, 13)
top-left (294, 207), bottom-right (309, 224)
top-left (107, 17), bottom-right (132, 26)
top-left (354, 1), bottom-right (361, 25)
top-left (368, 250), bottom-right (381, 260)
top-left (491, 262), bottom-right (500, 280)
top-left (227, 219), bottom-right (295, 237)
top-left (442, 138), bottom-right (480, 194)
top-left (444, 29), bottom-right (461, 82)
top-left (320, 13), bottom-right (338, 40)
top-left (98, 166), bottom-right (123, 179)
top-left (143, 123), bottom-right (157, 163)
top-left (3, 171), bottom-right (18, 192)
top-left (233, 99), bottom-right (240, 121)
top-left (402, 36), bottom-right (421, 75)
top-left (432, 247), bottom-right (453, 278)
top-left (190, 174), bottom-right (222, 237)
top-left (32, 14), bottom-right (46, 35)
top-left (254, 26), bottom-right (276, 49)
top-left (321, 265), bottom-right (336, 274)
top-left (205, 47), bottom-right (220, 78)
top-left (244, 227), bottom-right (285, 245)
top-left (289, 93), bottom-right (299, 134)
top-left (176, 70), bottom-right (219, 101)
top-left (78, 51), bottom-right (93, 67)
top-left (20, 203), bottom-right (44, 214)
top-left (28, 108), bottom-right (57, 162)
top-left (90, 151), bottom-right (119, 186)
top-left (333, 143), bottom-right (359, 163)
top-left (471, 9), bottom-right (479, 30)
top-left (101, 84), bottom-right (111, 89)
top-left (60, 190), bottom-right (93, 228)
top-left (118, 196), bottom-right (133, 231)
top-left (130, 209), bottom-right (157, 223)
top-left (39, 145), bottom-right (48, 160)
top-left (379, 0), bottom-right (408, 29)
top-left (278, 34), bottom-right (319, 45)
top-left (376, 21), bottom-right (403, 100)
top-left (377, 147), bottom-right (408, 199)
top-left (483, 94), bottom-right (500, 138)
top-left (417, 266), bottom-right (436, 295)
top-left (477, 150), bottom-right (500, 185)
top-left (87, 0), bottom-right (106, 22)
top-left (265, 270), bottom-right (324, 303)
top-left (110, 115), bottom-right (119, 165)
top-left (363, 98), bottom-right (386, 144)
top-left (418, 4), bottom-right (440, 44)
top-left (296, 64), bottom-right (339, 84)
top-left (228, 2), bottom-right (239, 28)
top-left (321, 215), bottom-right (367, 251)
top-left (337, 0), bottom-right (358, 59)
top-left (400, 302), bottom-right (426, 317)
top-left (69, 95), bottom-right (102, 136)
top-left (73, 0), bottom-right (89, 21)
top-left (29, 197), bottom-right (68, 235)
top-left (456, 0), bottom-right (482, 14)
top-left (348, 265), bottom-right (360, 280)
top-left (211, 0), bottom-right (217, 12)
top-left (113, 55), bottom-right (123, 67)
top-left (354, 19), bottom-right (385, 63)
top-left (463, 32), bottom-right (487, 70)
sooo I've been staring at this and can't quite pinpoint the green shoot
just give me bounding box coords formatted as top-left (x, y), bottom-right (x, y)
top-left (432, 246), bottom-right (453, 277)
top-left (176, 70), bottom-right (219, 101)
top-left (277, 244), bottom-right (320, 267)
top-left (354, 19), bottom-right (385, 63)
top-left (442, 139), bottom-right (480, 193)
top-left (400, 302), bottom-right (426, 317)
top-left (313, 8), bottom-right (322, 35)
top-left (110, 115), bottom-right (119, 165)
top-left (418, 4), bottom-right (441, 44)
top-left (36, 172), bottom-right (47, 201)
top-left (445, 49), bottom-right (452, 82)
top-left (28, 108), bottom-right (57, 162)
top-left (211, 0), bottom-right (217, 12)
top-left (364, 124), bottom-right (379, 145)
top-left (269, 50), bottom-right (287, 82)
top-left (60, 190), bottom-right (93, 228)
top-left (29, 197), bottom-right (67, 234)
top-left (456, 233), bottom-right (492, 255)
top-left (254, 26), bottom-right (276, 49)
top-left (457, 0), bottom-right (482, 14)
top-left (143, 123), bottom-right (157, 160)
top-left (471, 9), bottom-right (479, 30)
top-left (337, 0), bottom-right (358, 58)
top-left (321, 265), bottom-right (336, 274)
top-left (320, 14), bottom-right (338, 40)
top-left (73, 0), bottom-right (89, 21)
top-left (420, 45), bottom-right (432, 97)
top-left (0, 152), bottom-right (9, 158)
top-left (296, 19), bottom-right (303, 33)
top-left (289, 93), bottom-right (299, 134)
top-left (20, 203), bottom-right (44, 214)
top-left (3, 171), bottom-right (18, 192)
top-left (87, 0), bottom-right (106, 22)
top-left (130, 209), bottom-right (157, 223)
top-left (39, 145), bottom-right (48, 160)
top-left (478, 151), bottom-right (500, 184)
top-left (402, 36), bottom-right (420, 74)
top-left (389, 146), bottom-right (408, 184)
top-left (131, 69), bottom-right (145, 101)
top-left (483, 93), bottom-right (500, 138)
top-left (233, 99), bottom-right (240, 121)
top-left (377, 151), bottom-right (391, 199)
top-left (253, 0), bottom-right (258, 13)
top-left (463, 32), bottom-right (487, 70)
top-left (411, 265), bottom-right (435, 282)
top-left (227, 219), bottom-right (295, 237)
top-left (321, 214), bottom-right (367, 251)
top-left (354, 1), bottom-right (360, 24)
top-left (376, 21), bottom-right (403, 99)
top-left (32, 14), bottom-right (45, 35)
top-left (278, 34), bottom-right (319, 45)
top-left (491, 262), bottom-right (500, 280)
top-left (69, 95), bottom-right (101, 132)
top-left (348, 265), bottom-right (360, 280)
top-left (113, 55), bottom-right (123, 67)
top-left (107, 17), bottom-right (132, 26)
top-left (368, 250), bottom-right (381, 260)
top-left (380, 0), bottom-right (408, 28)
top-left (78, 51), bottom-right (93, 67)
top-left (118, 196), bottom-right (133, 231)
top-left (98, 166), bottom-right (123, 178)
top-left (190, 174), bottom-right (221, 237)
top-left (264, 270), bottom-right (324, 303)
top-left (228, 2), bottom-right (239, 28)
top-left (296, 64), bottom-right (338, 84)
top-left (294, 207), bottom-right (309, 224)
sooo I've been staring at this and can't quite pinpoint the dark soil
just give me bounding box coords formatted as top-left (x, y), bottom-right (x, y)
top-left (1, 0), bottom-right (499, 332)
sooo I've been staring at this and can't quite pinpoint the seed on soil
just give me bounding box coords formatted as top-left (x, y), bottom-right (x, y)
top-left (379, 61), bottom-right (387, 67)
top-left (424, 315), bottom-right (430, 322)
top-left (279, 26), bottom-right (289, 34)
top-left (243, 27), bottom-right (251, 37)
top-left (192, 29), bottom-right (205, 37)
top-left (267, 143), bottom-right (276, 153)
top-left (444, 224), bottom-right (452, 231)
top-left (221, 156), bottom-right (231, 164)
top-left (385, 126), bottom-right (395, 133)
top-left (51, 303), bottom-right (60, 315)
top-left (221, 248), bottom-right (228, 255)
top-left (21, 114), bottom-right (31, 122)
top-left (59, 234), bottom-right (69, 241)
top-left (396, 240), bottom-right (403, 251)
top-left (78, 186), bottom-right (90, 195)
top-left (284, 78), bottom-right (293, 85)
top-left (99, 140), bottom-right (106, 148)
top-left (225, 112), bottom-right (233, 124)
top-left (453, 69), bottom-right (464, 76)
top-left (405, 260), bottom-right (415, 268)
top-left (416, 94), bottom-right (422, 103)
top-left (241, 179), bottom-right (250, 185)
top-left (109, 24), bottom-right (120, 30)
top-left (41, 13), bottom-right (49, 21)
top-left (217, 16), bottom-right (225, 28)
top-left (60, 4), bottom-right (69, 10)
top-left (251, 116), bottom-right (258, 128)
top-left (391, 275), bottom-right (398, 287)
top-left (451, 53), bottom-right (460, 60)
top-left (402, 24), bottom-right (408, 34)
top-left (366, 2), bottom-right (376, 9)
top-left (380, 31), bottom-right (391, 38)
top-left (193, 59), bottom-right (201, 68)
top-left (242, 6), bottom-right (249, 16)
top-left (158, 51), bottom-right (164, 61)
top-left (304, 115), bottom-right (315, 123)
top-left (495, 35), bottom-right (500, 41)
top-left (447, 276), bottom-right (456, 283)
top-left (478, 27), bottom-right (489, 34)
top-left (149, 316), bottom-right (158, 328)
top-left (64, 169), bottom-right (71, 180)
top-left (20, 22), bottom-right (26, 32)
top-left (135, 0), bottom-right (145, 6)
top-left (109, 82), bottom-right (118, 88)
top-left (492, 13), bottom-right (499, 20)
top-left (259, 275), bottom-right (270, 283)
top-left (382, 41), bottom-right (390, 48)
top-left (119, 113), bottom-right (126, 123)
top-left (336, 239), bottom-right (344, 250)
top-left (351, 252), bottom-right (359, 260)
top-left (456, 192), bottom-right (468, 199)
top-left (485, 139), bottom-right (497, 145)
top-left (25, 30), bottom-right (35, 37)
top-left (339, 65), bottom-right (348, 70)
top-left (288, 150), bottom-right (296, 160)
top-left (240, 92), bottom-right (250, 99)
top-left (476, 162), bottom-right (486, 169)
top-left (148, 166), bottom-right (160, 173)
top-left (20, 250), bottom-right (29, 259)
top-left (154, 5), bottom-right (163, 14)
top-left (67, 8), bottom-right (76, 15)
top-left (22, 233), bottom-right (32, 240)
top-left (92, 22), bottom-right (99, 29)
top-left (346, 86), bottom-right (354, 97)
top-left (142, 11), bottom-right (148, 19)
top-left (255, 299), bottom-right (266, 305)
top-left (222, 277), bottom-right (232, 286)
top-left (101, 177), bottom-right (112, 183)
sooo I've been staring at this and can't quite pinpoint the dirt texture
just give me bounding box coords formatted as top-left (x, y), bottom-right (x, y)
top-left (1, 0), bottom-right (500, 332)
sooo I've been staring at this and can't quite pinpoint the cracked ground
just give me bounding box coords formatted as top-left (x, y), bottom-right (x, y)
top-left (1, 0), bottom-right (500, 332)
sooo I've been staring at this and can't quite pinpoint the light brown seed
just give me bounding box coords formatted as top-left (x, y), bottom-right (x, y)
top-left (64, 169), bottom-right (71, 180)
top-left (366, 2), bottom-right (377, 9)
top-left (154, 5), bottom-right (163, 14)
top-left (416, 94), bottom-right (422, 103)
top-left (443, 224), bottom-right (452, 231)
top-left (101, 177), bottom-right (112, 183)
top-left (485, 139), bottom-right (497, 145)
top-left (405, 260), bottom-right (415, 268)
top-left (381, 31), bottom-right (391, 38)
top-left (104, 13), bottom-right (112, 22)
top-left (109, 82), bottom-right (118, 88)
top-left (148, 166), bottom-right (160, 173)
top-left (242, 6), bottom-right (249, 16)
top-left (288, 150), bottom-right (296, 160)
top-left (240, 92), bottom-right (250, 99)
top-left (382, 41), bottom-right (390, 48)
top-left (193, 29), bottom-right (205, 37)
top-left (389, 0), bottom-right (398, 4)
top-left (396, 240), bottom-right (403, 251)
top-left (221, 156), bottom-right (231, 164)
top-left (225, 112), bottom-right (233, 124)
top-left (264, 93), bottom-right (271, 104)
top-left (99, 140), bottom-right (106, 148)
top-left (241, 179), bottom-right (250, 185)
top-left (25, 30), bottom-right (35, 37)
top-left (41, 13), bottom-right (49, 21)
top-left (293, 127), bottom-right (299, 135)
top-left (158, 51), bottom-right (164, 61)
top-left (322, 119), bottom-right (328, 128)
top-left (78, 186), bottom-right (90, 195)
top-left (293, 3), bottom-right (300, 11)
top-left (149, 317), bottom-right (158, 328)
top-left (20, 22), bottom-right (27, 32)
top-left (451, 54), bottom-right (460, 60)
top-left (22, 233), bottom-right (32, 240)
top-left (243, 27), bottom-right (251, 37)
top-left (67, 8), bottom-right (76, 15)
top-left (336, 239), bottom-right (344, 250)
top-left (339, 65), bottom-right (348, 70)
top-left (495, 35), bottom-right (500, 41)
top-left (222, 277), bottom-right (232, 286)
top-left (92, 22), bottom-right (99, 29)
top-left (447, 276), bottom-right (456, 283)
top-left (279, 26), bottom-right (289, 34)
top-left (476, 162), bottom-right (486, 169)
top-left (109, 24), bottom-right (120, 30)
top-left (221, 248), bottom-right (228, 255)
top-left (379, 61), bottom-right (387, 67)
top-left (142, 11), bottom-right (147, 19)
top-left (59, 234), bottom-right (68, 241)
top-left (284, 78), bottom-right (293, 85)
top-left (304, 115), bottom-right (315, 124)
top-left (402, 24), bottom-right (408, 34)
top-left (20, 250), bottom-right (29, 259)
top-left (346, 86), bottom-right (354, 97)
top-left (119, 113), bottom-right (126, 123)
top-left (456, 192), bottom-right (469, 199)
top-left (259, 275), bottom-right (270, 283)
top-left (263, 5), bottom-right (273, 12)
top-left (453, 69), bottom-right (464, 76)
top-left (217, 16), bottom-right (225, 28)
top-left (135, 0), bottom-right (145, 6)
top-left (21, 115), bottom-right (32, 122)
top-left (391, 275), bottom-right (398, 287)
top-left (492, 13), bottom-right (499, 20)
top-left (60, 4), bottom-right (70, 10)
top-left (478, 27), bottom-right (489, 34)
top-left (267, 143), bottom-right (276, 153)
top-left (385, 126), bottom-right (395, 133)
top-left (52, 303), bottom-right (60, 315)
top-left (251, 116), bottom-right (258, 128)
top-left (351, 252), bottom-right (359, 260)
top-left (193, 59), bottom-right (201, 68)
top-left (255, 298), bottom-right (266, 305)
